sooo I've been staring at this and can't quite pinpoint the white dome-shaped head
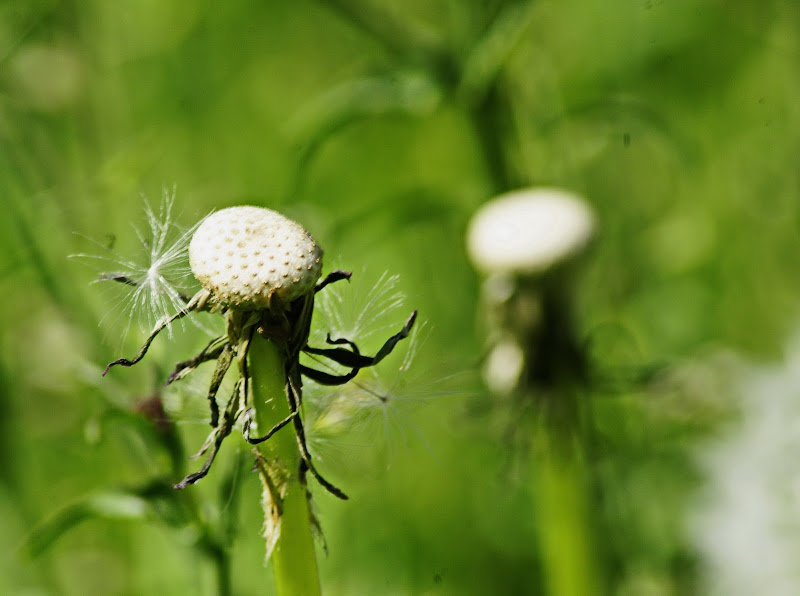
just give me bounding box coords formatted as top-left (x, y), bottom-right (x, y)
top-left (467, 188), bottom-right (596, 275)
top-left (190, 206), bottom-right (323, 309)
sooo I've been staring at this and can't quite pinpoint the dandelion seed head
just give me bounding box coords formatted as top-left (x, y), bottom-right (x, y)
top-left (189, 206), bottom-right (322, 309)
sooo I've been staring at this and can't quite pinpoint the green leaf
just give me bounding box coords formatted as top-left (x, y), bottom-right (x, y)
top-left (24, 491), bottom-right (150, 557)
top-left (457, 1), bottom-right (537, 104)
top-left (287, 72), bottom-right (442, 197)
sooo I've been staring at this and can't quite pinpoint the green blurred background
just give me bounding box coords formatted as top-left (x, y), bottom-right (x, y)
top-left (2, 1), bottom-right (799, 594)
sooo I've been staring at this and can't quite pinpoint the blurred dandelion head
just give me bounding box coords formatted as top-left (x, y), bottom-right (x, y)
top-left (467, 187), bottom-right (596, 276)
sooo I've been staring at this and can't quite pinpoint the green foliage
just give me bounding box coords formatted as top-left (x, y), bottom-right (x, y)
top-left (1, 0), bottom-right (798, 594)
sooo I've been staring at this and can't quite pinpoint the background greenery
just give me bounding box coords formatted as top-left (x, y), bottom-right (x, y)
top-left (1, 1), bottom-right (799, 594)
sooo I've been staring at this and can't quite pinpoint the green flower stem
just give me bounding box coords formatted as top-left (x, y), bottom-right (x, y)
top-left (534, 427), bottom-right (602, 596)
top-left (271, 475), bottom-right (321, 595)
top-left (248, 333), bottom-right (321, 596)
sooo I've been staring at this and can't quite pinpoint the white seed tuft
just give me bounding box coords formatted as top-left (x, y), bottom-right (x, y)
top-left (70, 187), bottom-right (199, 341)
top-left (190, 206), bottom-right (322, 309)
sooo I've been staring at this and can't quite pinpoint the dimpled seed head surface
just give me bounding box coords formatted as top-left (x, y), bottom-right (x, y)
top-left (190, 206), bottom-right (323, 309)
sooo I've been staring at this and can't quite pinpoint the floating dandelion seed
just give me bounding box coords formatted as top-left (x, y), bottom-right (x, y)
top-left (304, 307), bottom-right (471, 473)
top-left (311, 269), bottom-right (406, 345)
top-left (72, 187), bottom-right (200, 340)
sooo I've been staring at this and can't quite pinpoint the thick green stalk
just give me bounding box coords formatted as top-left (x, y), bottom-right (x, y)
top-left (534, 428), bottom-right (601, 596)
top-left (248, 334), bottom-right (321, 596)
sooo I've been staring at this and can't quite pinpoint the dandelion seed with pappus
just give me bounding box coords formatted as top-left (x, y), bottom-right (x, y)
top-left (305, 316), bottom-right (472, 473)
top-left (71, 188), bottom-right (199, 341)
top-left (311, 270), bottom-right (406, 345)
top-left (87, 199), bottom-right (417, 595)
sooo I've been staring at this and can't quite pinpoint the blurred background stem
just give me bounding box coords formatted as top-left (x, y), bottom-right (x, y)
top-left (534, 402), bottom-right (603, 596)
top-left (197, 536), bottom-right (232, 596)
